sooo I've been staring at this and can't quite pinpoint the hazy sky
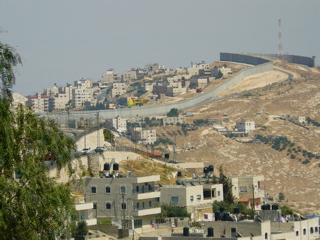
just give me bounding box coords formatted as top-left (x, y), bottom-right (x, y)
top-left (1, 1), bottom-right (319, 96)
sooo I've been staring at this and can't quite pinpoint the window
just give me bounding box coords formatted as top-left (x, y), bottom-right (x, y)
top-left (121, 202), bottom-right (126, 209)
top-left (296, 231), bottom-right (299, 236)
top-left (310, 227), bottom-right (314, 234)
top-left (136, 202), bottom-right (139, 209)
top-left (197, 195), bottom-right (201, 200)
top-left (264, 233), bottom-right (268, 239)
top-left (134, 219), bottom-right (142, 228)
top-left (91, 186), bottom-right (96, 193)
top-left (120, 186), bottom-right (126, 194)
top-left (303, 229), bottom-right (306, 235)
top-left (218, 191), bottom-right (220, 196)
top-left (93, 202), bottom-right (97, 209)
top-left (106, 202), bottom-right (112, 209)
top-left (136, 186), bottom-right (139, 193)
top-left (149, 201), bottom-right (152, 207)
top-left (105, 186), bottom-right (111, 194)
top-left (171, 197), bottom-right (179, 202)
top-left (190, 196), bottom-right (194, 201)
top-left (239, 186), bottom-right (248, 192)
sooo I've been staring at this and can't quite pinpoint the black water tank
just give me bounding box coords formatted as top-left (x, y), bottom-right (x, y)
top-left (203, 167), bottom-right (209, 174)
top-left (261, 204), bottom-right (266, 210)
top-left (165, 153), bottom-right (169, 159)
top-left (215, 211), bottom-right (221, 220)
top-left (219, 206), bottom-right (225, 212)
top-left (208, 165), bottom-right (214, 172)
top-left (272, 204), bottom-right (278, 210)
top-left (265, 203), bottom-right (270, 210)
top-left (222, 212), bottom-right (230, 221)
top-left (183, 227), bottom-right (189, 237)
top-left (103, 163), bottom-right (110, 171)
top-left (208, 227), bottom-right (214, 237)
top-left (234, 207), bottom-right (240, 214)
top-left (177, 171), bottom-right (182, 177)
top-left (113, 163), bottom-right (119, 171)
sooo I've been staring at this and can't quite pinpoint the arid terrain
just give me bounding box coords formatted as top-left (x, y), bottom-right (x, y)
top-left (119, 60), bottom-right (320, 216)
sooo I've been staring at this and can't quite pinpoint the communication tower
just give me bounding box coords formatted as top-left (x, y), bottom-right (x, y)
top-left (278, 19), bottom-right (284, 60)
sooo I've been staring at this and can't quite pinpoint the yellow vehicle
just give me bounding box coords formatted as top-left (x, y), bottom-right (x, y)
top-left (126, 98), bottom-right (149, 107)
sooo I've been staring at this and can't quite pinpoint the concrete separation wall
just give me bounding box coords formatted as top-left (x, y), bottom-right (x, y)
top-left (242, 53), bottom-right (315, 67)
top-left (43, 53), bottom-right (273, 121)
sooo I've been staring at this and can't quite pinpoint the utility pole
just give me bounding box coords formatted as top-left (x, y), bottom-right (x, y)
top-left (96, 112), bottom-right (100, 147)
top-left (252, 184), bottom-right (255, 217)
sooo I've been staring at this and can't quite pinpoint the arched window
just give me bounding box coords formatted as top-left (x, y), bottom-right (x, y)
top-left (120, 186), bottom-right (126, 194)
top-left (310, 227), bottom-right (314, 234)
top-left (91, 186), bottom-right (96, 193)
top-left (121, 202), bottom-right (126, 209)
top-left (303, 229), bottom-right (306, 235)
top-left (264, 233), bottom-right (268, 240)
top-left (105, 186), bottom-right (111, 193)
top-left (106, 202), bottom-right (112, 209)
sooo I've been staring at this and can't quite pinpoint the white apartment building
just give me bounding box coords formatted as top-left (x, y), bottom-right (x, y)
top-left (231, 175), bottom-right (265, 211)
top-left (112, 116), bottom-right (127, 133)
top-left (160, 182), bottom-right (223, 221)
top-left (235, 120), bottom-right (256, 133)
top-left (102, 70), bottom-right (118, 84)
top-left (131, 127), bottom-right (156, 145)
top-left (27, 94), bottom-right (49, 112)
top-left (84, 174), bottom-right (161, 232)
top-left (111, 82), bottom-right (128, 97)
top-left (74, 79), bottom-right (93, 89)
top-left (190, 77), bottom-right (208, 88)
top-left (72, 87), bottom-right (94, 108)
top-left (187, 62), bottom-right (210, 76)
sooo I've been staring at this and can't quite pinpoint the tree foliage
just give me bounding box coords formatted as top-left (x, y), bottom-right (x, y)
top-left (0, 41), bottom-right (22, 99)
top-left (103, 128), bottom-right (115, 146)
top-left (73, 220), bottom-right (88, 240)
top-left (212, 166), bottom-right (236, 204)
top-left (166, 108), bottom-right (179, 117)
top-left (0, 100), bottom-right (76, 239)
top-left (157, 204), bottom-right (190, 220)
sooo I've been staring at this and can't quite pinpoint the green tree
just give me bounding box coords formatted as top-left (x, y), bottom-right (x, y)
top-left (167, 108), bottom-right (179, 117)
top-left (103, 128), bottom-right (115, 146)
top-left (215, 166), bottom-right (236, 204)
top-left (279, 192), bottom-right (285, 201)
top-left (0, 41), bottom-right (22, 99)
top-left (73, 220), bottom-right (88, 240)
top-left (0, 101), bottom-right (76, 239)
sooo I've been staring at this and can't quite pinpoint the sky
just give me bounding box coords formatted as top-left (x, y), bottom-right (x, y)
top-left (1, 0), bottom-right (319, 96)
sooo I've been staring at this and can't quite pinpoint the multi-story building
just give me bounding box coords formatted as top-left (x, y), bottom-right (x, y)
top-left (130, 127), bottom-right (156, 145)
top-left (102, 69), bottom-right (118, 84)
top-left (83, 174), bottom-right (161, 232)
top-left (72, 86), bottom-right (94, 108)
top-left (112, 116), bottom-right (127, 133)
top-left (111, 82), bottom-right (128, 97)
top-left (190, 77), bottom-right (208, 88)
top-left (162, 117), bottom-right (184, 125)
top-left (187, 62), bottom-right (210, 76)
top-left (160, 180), bottom-right (223, 221)
top-left (27, 93), bottom-right (49, 112)
top-left (231, 175), bottom-right (265, 212)
top-left (235, 121), bottom-right (256, 133)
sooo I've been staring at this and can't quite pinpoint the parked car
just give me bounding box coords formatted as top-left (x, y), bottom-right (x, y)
top-left (95, 146), bottom-right (107, 153)
top-left (81, 148), bottom-right (92, 154)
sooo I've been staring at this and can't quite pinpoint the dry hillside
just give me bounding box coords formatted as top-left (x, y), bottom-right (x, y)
top-left (120, 60), bottom-right (320, 215)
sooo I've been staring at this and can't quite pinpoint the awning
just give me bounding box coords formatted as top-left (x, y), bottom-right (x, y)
top-left (238, 198), bottom-right (249, 203)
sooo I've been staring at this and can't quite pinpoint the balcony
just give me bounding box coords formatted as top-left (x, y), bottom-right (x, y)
top-left (131, 207), bottom-right (161, 217)
top-left (75, 202), bottom-right (94, 211)
top-left (131, 190), bottom-right (160, 200)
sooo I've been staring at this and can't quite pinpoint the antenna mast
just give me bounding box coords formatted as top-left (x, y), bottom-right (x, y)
top-left (278, 19), bottom-right (283, 60)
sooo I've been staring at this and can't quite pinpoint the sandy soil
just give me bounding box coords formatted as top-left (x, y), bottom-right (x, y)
top-left (217, 70), bottom-right (288, 97)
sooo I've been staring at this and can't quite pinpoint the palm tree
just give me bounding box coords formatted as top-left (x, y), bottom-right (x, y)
top-left (0, 41), bottom-right (22, 99)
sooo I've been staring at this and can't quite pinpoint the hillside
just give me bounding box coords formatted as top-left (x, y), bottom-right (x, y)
top-left (119, 60), bottom-right (320, 215)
